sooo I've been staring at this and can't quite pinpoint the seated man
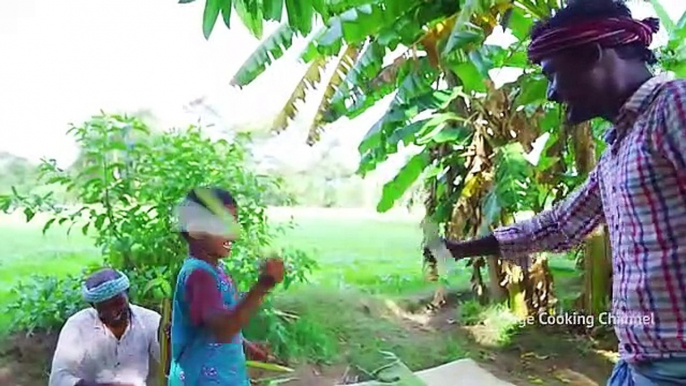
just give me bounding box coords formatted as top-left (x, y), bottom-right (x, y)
top-left (49, 268), bottom-right (162, 386)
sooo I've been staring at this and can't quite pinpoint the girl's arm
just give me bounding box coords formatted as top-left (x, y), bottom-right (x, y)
top-left (243, 340), bottom-right (271, 361)
top-left (205, 277), bottom-right (274, 342)
top-left (186, 259), bottom-right (283, 342)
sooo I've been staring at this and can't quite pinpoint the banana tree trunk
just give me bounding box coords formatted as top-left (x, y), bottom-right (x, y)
top-left (499, 213), bottom-right (555, 317)
top-left (504, 260), bottom-right (528, 318)
top-left (572, 122), bottom-right (611, 316)
top-left (486, 257), bottom-right (508, 303)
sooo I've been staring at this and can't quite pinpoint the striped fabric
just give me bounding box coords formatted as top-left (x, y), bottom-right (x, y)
top-left (494, 74), bottom-right (686, 363)
top-left (527, 17), bottom-right (660, 64)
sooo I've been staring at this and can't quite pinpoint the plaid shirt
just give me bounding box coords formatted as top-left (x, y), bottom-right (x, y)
top-left (494, 74), bottom-right (686, 363)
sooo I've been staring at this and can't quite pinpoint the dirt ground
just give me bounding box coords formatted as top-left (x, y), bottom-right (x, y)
top-left (0, 299), bottom-right (617, 386)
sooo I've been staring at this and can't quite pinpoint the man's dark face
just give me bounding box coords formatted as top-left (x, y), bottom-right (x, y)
top-left (540, 47), bottom-right (607, 124)
top-left (94, 292), bottom-right (130, 328)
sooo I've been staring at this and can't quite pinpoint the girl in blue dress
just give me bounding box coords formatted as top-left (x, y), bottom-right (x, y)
top-left (168, 187), bottom-right (284, 385)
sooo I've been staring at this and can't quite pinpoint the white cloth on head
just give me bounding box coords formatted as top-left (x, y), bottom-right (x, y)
top-left (175, 198), bottom-right (240, 238)
top-left (48, 304), bottom-right (161, 386)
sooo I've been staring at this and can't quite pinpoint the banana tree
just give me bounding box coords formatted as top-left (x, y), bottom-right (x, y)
top-left (224, 0), bottom-right (584, 317)
top-left (649, 1), bottom-right (686, 77)
top-left (182, 0), bottom-right (323, 40)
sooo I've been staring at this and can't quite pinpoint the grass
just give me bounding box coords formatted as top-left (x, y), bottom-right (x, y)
top-left (0, 215), bottom-right (98, 327)
top-left (0, 208), bottom-right (584, 378)
top-left (268, 286), bottom-right (469, 371)
top-left (273, 212), bottom-right (472, 295)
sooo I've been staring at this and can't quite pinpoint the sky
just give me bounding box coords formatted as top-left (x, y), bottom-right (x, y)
top-left (1, 0), bottom-right (684, 169)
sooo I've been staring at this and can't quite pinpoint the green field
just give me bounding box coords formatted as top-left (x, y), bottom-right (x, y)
top-left (0, 208), bottom-right (576, 308)
top-left (0, 208), bottom-right (600, 384)
top-left (0, 208), bottom-right (461, 328)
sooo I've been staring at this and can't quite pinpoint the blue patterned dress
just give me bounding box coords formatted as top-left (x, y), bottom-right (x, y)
top-left (168, 257), bottom-right (249, 385)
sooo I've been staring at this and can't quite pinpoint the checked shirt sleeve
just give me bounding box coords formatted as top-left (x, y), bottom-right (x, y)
top-left (653, 80), bottom-right (686, 170)
top-left (493, 167), bottom-right (605, 263)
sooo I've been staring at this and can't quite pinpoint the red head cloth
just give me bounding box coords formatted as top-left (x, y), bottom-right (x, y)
top-left (527, 17), bottom-right (660, 64)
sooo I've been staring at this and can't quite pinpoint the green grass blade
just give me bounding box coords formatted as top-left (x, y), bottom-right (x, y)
top-left (246, 360), bottom-right (295, 372)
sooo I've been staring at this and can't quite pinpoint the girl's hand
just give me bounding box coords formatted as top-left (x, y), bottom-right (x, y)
top-left (245, 340), bottom-right (274, 362)
top-left (262, 258), bottom-right (285, 284)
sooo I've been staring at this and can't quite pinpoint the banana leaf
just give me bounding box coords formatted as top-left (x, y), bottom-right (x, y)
top-left (362, 351), bottom-right (427, 386)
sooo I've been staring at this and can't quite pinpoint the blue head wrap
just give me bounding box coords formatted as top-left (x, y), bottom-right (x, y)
top-left (81, 270), bottom-right (130, 303)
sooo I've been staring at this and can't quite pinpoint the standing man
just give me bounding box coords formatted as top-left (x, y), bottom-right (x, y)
top-left (49, 268), bottom-right (162, 386)
top-left (441, 0), bottom-right (686, 384)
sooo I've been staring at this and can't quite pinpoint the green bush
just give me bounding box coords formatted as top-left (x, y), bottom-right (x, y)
top-left (1, 112), bottom-right (317, 337)
top-left (5, 274), bottom-right (83, 333)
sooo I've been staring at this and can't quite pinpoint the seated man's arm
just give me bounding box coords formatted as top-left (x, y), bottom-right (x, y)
top-left (48, 317), bottom-right (86, 386)
top-left (149, 310), bottom-right (162, 364)
top-left (146, 310), bottom-right (163, 384)
top-left (447, 168), bottom-right (605, 261)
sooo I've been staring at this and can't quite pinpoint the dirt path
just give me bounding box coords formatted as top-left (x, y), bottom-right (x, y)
top-left (249, 299), bottom-right (617, 386)
top-left (0, 300), bottom-right (617, 386)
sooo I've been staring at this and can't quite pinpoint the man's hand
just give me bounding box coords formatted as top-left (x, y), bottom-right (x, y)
top-left (425, 235), bottom-right (501, 261)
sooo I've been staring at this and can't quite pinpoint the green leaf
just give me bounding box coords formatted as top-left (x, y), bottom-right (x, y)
top-left (94, 214), bottom-right (106, 230)
top-left (388, 119), bottom-right (429, 146)
top-left (235, 0), bottom-right (264, 38)
top-left (24, 207), bottom-right (35, 222)
top-left (308, 45), bottom-right (360, 144)
top-left (357, 58), bottom-right (440, 154)
top-left (442, 0), bottom-right (481, 56)
top-left (262, 0), bottom-right (283, 21)
top-left (505, 6), bottom-right (534, 41)
top-left (369, 351), bottom-right (426, 385)
top-left (230, 24), bottom-right (295, 86)
top-left (481, 44), bottom-right (528, 69)
top-left (423, 125), bottom-right (471, 144)
top-left (220, 0), bottom-right (232, 28)
top-left (326, 41), bottom-right (391, 121)
top-left (414, 113), bottom-right (464, 144)
top-left (514, 73), bottom-right (548, 107)
top-left (285, 0), bottom-right (314, 35)
top-left (42, 218), bottom-right (56, 235)
top-left (650, 0), bottom-right (675, 35)
top-left (468, 50), bottom-right (491, 79)
top-left (676, 9), bottom-right (686, 30)
top-left (309, 0), bottom-right (418, 57)
top-left (311, 0), bottom-right (327, 18)
top-left (377, 151), bottom-right (430, 213)
top-left (246, 360), bottom-right (295, 372)
top-left (202, 0), bottom-right (222, 39)
top-left (453, 61), bottom-right (485, 93)
top-left (443, 26), bottom-right (483, 55)
top-left (478, 143), bottom-right (533, 233)
top-left (142, 278), bottom-right (173, 298)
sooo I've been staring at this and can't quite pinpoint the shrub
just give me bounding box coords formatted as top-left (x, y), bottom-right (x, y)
top-left (1, 112), bottom-right (317, 335)
top-left (5, 274), bottom-right (83, 334)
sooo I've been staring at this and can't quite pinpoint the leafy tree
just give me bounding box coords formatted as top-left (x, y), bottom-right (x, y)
top-left (187, 0), bottom-right (686, 318)
top-left (222, 0), bottom-right (566, 317)
top-left (0, 113), bottom-right (317, 347)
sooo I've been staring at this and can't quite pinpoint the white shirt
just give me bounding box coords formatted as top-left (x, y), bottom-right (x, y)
top-left (48, 304), bottom-right (161, 386)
